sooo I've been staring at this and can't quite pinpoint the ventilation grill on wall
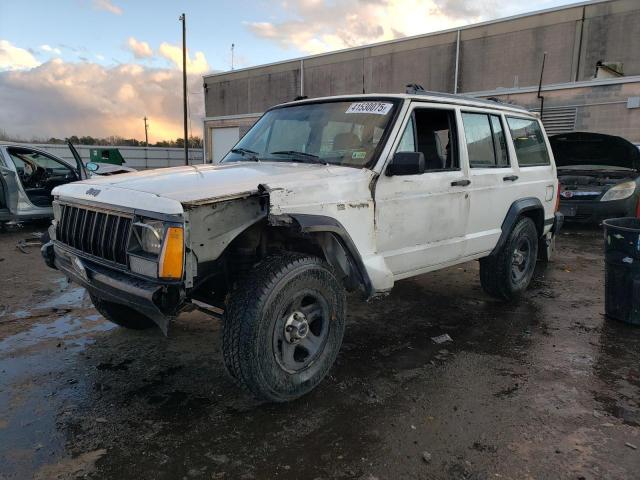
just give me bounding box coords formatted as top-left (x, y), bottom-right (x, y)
top-left (531, 106), bottom-right (577, 135)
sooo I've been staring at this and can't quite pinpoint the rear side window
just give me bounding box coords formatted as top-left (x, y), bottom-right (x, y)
top-left (462, 113), bottom-right (510, 168)
top-left (506, 117), bottom-right (550, 167)
top-left (490, 115), bottom-right (509, 167)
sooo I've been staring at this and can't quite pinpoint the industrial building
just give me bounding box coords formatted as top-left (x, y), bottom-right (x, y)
top-left (202, 0), bottom-right (640, 163)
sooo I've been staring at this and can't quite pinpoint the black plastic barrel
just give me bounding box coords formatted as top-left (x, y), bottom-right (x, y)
top-left (603, 218), bottom-right (640, 325)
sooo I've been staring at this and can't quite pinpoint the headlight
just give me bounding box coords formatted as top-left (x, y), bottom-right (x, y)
top-left (132, 219), bottom-right (165, 255)
top-left (129, 219), bottom-right (184, 280)
top-left (600, 181), bottom-right (637, 202)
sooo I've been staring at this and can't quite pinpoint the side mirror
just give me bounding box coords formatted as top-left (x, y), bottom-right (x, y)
top-left (386, 151), bottom-right (425, 176)
top-left (86, 162), bottom-right (100, 172)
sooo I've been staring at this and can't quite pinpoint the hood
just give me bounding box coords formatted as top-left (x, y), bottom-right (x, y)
top-left (550, 132), bottom-right (640, 171)
top-left (53, 161), bottom-right (371, 210)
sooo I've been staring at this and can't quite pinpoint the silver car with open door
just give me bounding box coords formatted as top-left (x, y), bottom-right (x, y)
top-left (0, 142), bottom-right (89, 226)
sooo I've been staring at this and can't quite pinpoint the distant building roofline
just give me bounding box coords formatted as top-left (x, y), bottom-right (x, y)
top-left (203, 0), bottom-right (610, 80)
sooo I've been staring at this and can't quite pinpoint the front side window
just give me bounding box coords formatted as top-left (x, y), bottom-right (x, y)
top-left (462, 113), bottom-right (510, 168)
top-left (222, 99), bottom-right (399, 168)
top-left (7, 148), bottom-right (76, 184)
top-left (395, 108), bottom-right (458, 171)
top-left (506, 117), bottom-right (550, 167)
top-left (397, 116), bottom-right (416, 152)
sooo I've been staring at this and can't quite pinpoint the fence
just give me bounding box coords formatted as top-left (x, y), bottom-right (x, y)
top-left (2, 143), bottom-right (205, 170)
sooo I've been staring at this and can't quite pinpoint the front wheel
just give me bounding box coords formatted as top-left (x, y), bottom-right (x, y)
top-left (480, 217), bottom-right (539, 300)
top-left (222, 253), bottom-right (346, 402)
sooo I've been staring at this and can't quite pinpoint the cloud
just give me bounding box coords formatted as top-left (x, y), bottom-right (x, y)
top-left (93, 0), bottom-right (122, 15)
top-left (40, 44), bottom-right (62, 55)
top-left (127, 37), bottom-right (153, 59)
top-left (158, 42), bottom-right (209, 74)
top-left (0, 59), bottom-right (204, 142)
top-left (0, 40), bottom-right (41, 71)
top-left (245, 0), bottom-right (499, 54)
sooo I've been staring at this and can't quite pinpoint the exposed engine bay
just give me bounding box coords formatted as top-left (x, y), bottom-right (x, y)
top-left (559, 170), bottom-right (634, 197)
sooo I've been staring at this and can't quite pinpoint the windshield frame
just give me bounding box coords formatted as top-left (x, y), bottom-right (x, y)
top-left (221, 96), bottom-right (403, 170)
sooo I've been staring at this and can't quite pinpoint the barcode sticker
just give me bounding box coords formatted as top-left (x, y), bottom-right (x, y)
top-left (345, 102), bottom-right (393, 115)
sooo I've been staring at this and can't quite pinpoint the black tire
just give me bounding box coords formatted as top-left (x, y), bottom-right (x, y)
top-left (480, 217), bottom-right (539, 300)
top-left (89, 293), bottom-right (156, 330)
top-left (222, 253), bottom-right (346, 402)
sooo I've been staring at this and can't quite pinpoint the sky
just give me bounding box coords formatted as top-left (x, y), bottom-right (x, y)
top-left (0, 0), bottom-right (582, 143)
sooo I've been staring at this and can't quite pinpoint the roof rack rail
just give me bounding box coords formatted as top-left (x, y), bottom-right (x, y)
top-left (404, 84), bottom-right (529, 112)
top-left (405, 84), bottom-right (426, 94)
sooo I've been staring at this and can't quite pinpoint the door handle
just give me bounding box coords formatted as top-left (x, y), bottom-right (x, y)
top-left (451, 179), bottom-right (471, 187)
top-left (503, 175), bottom-right (519, 182)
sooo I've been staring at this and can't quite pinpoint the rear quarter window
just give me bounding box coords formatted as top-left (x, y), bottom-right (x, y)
top-left (506, 117), bottom-right (550, 167)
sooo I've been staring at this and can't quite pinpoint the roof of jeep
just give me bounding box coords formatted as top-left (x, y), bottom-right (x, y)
top-left (274, 92), bottom-right (534, 116)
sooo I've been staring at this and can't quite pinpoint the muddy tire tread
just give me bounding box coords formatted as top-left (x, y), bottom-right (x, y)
top-left (222, 252), bottom-right (344, 402)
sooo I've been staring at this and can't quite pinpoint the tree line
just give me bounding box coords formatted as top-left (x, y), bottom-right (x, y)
top-left (0, 129), bottom-right (203, 149)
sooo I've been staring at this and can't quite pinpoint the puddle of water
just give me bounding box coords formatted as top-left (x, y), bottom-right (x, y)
top-left (0, 314), bottom-right (113, 356)
top-left (39, 287), bottom-right (89, 310)
top-left (0, 309), bottom-right (114, 478)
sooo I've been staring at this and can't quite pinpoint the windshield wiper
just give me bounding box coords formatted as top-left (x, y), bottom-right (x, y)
top-left (230, 148), bottom-right (260, 161)
top-left (269, 150), bottom-right (326, 164)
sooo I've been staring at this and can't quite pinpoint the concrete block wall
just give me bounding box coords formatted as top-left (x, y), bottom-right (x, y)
top-left (486, 81), bottom-right (640, 142)
top-left (203, 0), bottom-right (640, 118)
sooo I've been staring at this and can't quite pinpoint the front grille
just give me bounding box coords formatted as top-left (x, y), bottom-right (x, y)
top-left (56, 204), bottom-right (132, 265)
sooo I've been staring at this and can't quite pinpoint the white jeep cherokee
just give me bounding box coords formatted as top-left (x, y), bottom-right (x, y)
top-left (42, 92), bottom-right (562, 401)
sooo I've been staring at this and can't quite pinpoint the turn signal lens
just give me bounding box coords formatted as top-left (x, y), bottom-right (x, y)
top-left (159, 227), bottom-right (184, 279)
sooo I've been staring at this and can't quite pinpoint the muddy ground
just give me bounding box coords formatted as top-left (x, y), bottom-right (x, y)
top-left (0, 223), bottom-right (638, 480)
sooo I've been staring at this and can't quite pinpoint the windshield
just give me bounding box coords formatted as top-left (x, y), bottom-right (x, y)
top-left (222, 99), bottom-right (400, 168)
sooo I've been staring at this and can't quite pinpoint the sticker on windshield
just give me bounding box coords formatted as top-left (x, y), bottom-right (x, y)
top-left (352, 151), bottom-right (366, 160)
top-left (345, 102), bottom-right (393, 115)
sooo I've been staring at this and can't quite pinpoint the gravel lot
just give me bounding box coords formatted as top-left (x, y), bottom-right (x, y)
top-left (1, 223), bottom-right (639, 480)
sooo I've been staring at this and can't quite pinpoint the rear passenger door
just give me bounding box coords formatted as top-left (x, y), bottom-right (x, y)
top-left (504, 116), bottom-right (557, 226)
top-left (461, 111), bottom-right (520, 256)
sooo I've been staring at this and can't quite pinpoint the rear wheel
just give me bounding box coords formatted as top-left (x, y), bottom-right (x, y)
top-left (222, 253), bottom-right (346, 402)
top-left (90, 294), bottom-right (156, 329)
top-left (480, 217), bottom-right (538, 300)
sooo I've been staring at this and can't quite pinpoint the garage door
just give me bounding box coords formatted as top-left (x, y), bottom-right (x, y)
top-left (211, 127), bottom-right (240, 164)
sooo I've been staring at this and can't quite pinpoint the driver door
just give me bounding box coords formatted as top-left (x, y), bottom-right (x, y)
top-left (374, 104), bottom-right (471, 278)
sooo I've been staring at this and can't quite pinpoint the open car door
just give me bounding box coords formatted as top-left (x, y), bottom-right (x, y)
top-left (0, 161), bottom-right (20, 222)
top-left (67, 141), bottom-right (89, 180)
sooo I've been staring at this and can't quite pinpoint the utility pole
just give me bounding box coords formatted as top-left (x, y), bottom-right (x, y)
top-left (231, 43), bottom-right (235, 70)
top-left (143, 116), bottom-right (149, 147)
top-left (179, 13), bottom-right (189, 165)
